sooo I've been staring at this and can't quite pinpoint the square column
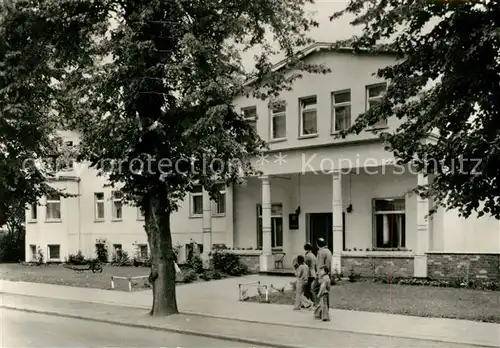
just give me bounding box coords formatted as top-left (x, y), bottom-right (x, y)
top-left (201, 189), bottom-right (212, 264)
top-left (414, 174), bottom-right (430, 277)
top-left (225, 183), bottom-right (234, 248)
top-left (332, 170), bottom-right (343, 274)
top-left (260, 176), bottom-right (273, 271)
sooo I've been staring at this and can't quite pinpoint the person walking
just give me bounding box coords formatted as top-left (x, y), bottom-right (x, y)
top-left (316, 238), bottom-right (332, 277)
top-left (311, 238), bottom-right (332, 302)
top-left (293, 255), bottom-right (313, 310)
top-left (314, 265), bottom-right (331, 321)
top-left (303, 243), bottom-right (316, 303)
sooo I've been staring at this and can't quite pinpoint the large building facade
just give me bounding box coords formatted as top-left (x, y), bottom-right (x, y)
top-left (25, 43), bottom-right (500, 280)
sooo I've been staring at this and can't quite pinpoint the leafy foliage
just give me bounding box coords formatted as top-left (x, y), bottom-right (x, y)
top-left (185, 253), bottom-right (203, 274)
top-left (5, 0), bottom-right (328, 315)
top-left (0, 0), bottom-right (78, 226)
top-left (332, 1), bottom-right (500, 218)
top-left (210, 250), bottom-right (248, 276)
top-left (67, 251), bottom-right (86, 265)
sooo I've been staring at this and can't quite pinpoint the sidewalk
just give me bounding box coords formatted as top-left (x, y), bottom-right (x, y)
top-left (1, 277), bottom-right (499, 347)
top-left (2, 293), bottom-right (475, 348)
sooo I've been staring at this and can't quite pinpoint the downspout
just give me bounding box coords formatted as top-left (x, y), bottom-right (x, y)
top-left (78, 179), bottom-right (81, 251)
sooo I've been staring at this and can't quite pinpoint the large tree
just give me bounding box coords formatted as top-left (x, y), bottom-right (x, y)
top-left (332, 1), bottom-right (500, 218)
top-left (13, 0), bottom-right (328, 315)
top-left (0, 0), bottom-right (76, 228)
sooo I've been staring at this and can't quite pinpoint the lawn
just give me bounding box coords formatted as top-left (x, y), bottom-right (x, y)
top-left (0, 263), bottom-right (153, 291)
top-left (247, 279), bottom-right (500, 323)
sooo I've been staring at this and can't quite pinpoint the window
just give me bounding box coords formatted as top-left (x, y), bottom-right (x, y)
top-left (332, 90), bottom-right (351, 132)
top-left (46, 193), bottom-right (61, 220)
top-left (138, 244), bottom-right (148, 259)
top-left (137, 207), bottom-right (145, 220)
top-left (270, 101), bottom-right (286, 140)
top-left (212, 184), bottom-right (226, 215)
top-left (113, 244), bottom-right (122, 259)
top-left (30, 245), bottom-right (36, 261)
top-left (299, 96), bottom-right (317, 136)
top-left (242, 106), bottom-right (257, 133)
top-left (190, 185), bottom-right (203, 216)
top-left (94, 192), bottom-right (105, 220)
top-left (111, 191), bottom-right (123, 220)
top-left (257, 203), bottom-right (283, 249)
top-left (48, 244), bottom-right (60, 260)
top-left (366, 83), bottom-right (387, 127)
top-left (373, 198), bottom-right (406, 248)
top-left (30, 203), bottom-right (37, 221)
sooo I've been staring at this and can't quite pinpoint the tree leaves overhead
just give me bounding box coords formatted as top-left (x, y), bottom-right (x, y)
top-left (0, 0), bottom-right (84, 225)
top-left (37, 0), bottom-right (327, 208)
top-left (333, 0), bottom-right (500, 219)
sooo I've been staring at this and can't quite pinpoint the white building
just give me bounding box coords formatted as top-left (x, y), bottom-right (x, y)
top-left (25, 43), bottom-right (500, 280)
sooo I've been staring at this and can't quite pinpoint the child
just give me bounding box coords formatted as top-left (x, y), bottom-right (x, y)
top-left (293, 255), bottom-right (313, 310)
top-left (314, 265), bottom-right (331, 321)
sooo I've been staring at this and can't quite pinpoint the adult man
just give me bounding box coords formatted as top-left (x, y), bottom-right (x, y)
top-left (316, 238), bottom-right (332, 276)
top-left (303, 243), bottom-right (316, 302)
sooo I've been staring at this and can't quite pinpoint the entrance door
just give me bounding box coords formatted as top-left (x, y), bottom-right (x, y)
top-left (308, 213), bottom-right (333, 253)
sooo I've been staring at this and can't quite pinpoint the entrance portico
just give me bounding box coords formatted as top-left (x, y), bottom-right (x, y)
top-left (258, 171), bottom-right (344, 273)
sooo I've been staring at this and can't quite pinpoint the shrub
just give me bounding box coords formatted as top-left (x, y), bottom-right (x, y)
top-left (374, 276), bottom-right (500, 291)
top-left (68, 251), bottom-right (86, 265)
top-left (200, 269), bottom-right (222, 281)
top-left (348, 269), bottom-right (361, 282)
top-left (183, 268), bottom-right (198, 283)
top-left (186, 253), bottom-right (203, 273)
top-left (36, 247), bottom-right (44, 264)
top-left (210, 250), bottom-right (248, 276)
top-left (112, 250), bottom-right (131, 266)
top-left (95, 242), bottom-right (108, 263)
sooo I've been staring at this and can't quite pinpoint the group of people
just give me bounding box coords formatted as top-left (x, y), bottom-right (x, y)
top-left (293, 237), bottom-right (332, 321)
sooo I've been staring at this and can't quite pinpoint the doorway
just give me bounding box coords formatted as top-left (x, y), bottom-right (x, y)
top-left (308, 213), bottom-right (333, 253)
top-left (307, 212), bottom-right (346, 254)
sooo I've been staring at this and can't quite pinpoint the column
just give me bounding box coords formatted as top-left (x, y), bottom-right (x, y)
top-left (331, 170), bottom-right (343, 274)
top-left (414, 173), bottom-right (430, 277)
top-left (225, 183), bottom-right (234, 248)
top-left (260, 176), bottom-right (273, 271)
top-left (201, 189), bottom-right (212, 265)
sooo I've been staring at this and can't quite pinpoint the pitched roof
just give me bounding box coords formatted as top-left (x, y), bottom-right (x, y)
top-left (245, 41), bottom-right (396, 87)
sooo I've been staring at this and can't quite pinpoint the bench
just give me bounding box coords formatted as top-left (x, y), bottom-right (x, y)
top-left (273, 252), bottom-right (286, 269)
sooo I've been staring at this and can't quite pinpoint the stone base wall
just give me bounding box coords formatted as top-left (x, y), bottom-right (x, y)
top-left (231, 252), bottom-right (260, 273)
top-left (341, 255), bottom-right (414, 278)
top-left (427, 253), bottom-right (500, 281)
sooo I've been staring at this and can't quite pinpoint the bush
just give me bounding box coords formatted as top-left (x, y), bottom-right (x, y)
top-left (112, 250), bottom-right (132, 266)
top-left (95, 242), bottom-right (108, 263)
top-left (0, 229), bottom-right (25, 263)
top-left (68, 251), bottom-right (86, 265)
top-left (186, 254), bottom-right (203, 273)
top-left (210, 250), bottom-right (248, 276)
top-left (183, 268), bottom-right (198, 283)
top-left (200, 268), bottom-right (222, 281)
top-left (374, 276), bottom-right (500, 291)
top-left (348, 269), bottom-right (362, 283)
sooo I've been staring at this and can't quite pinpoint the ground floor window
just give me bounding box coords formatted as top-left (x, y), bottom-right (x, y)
top-left (48, 244), bottom-right (60, 260)
top-left (30, 245), bottom-right (36, 261)
top-left (257, 203), bottom-right (283, 248)
top-left (138, 244), bottom-right (148, 259)
top-left (113, 244), bottom-right (122, 259)
top-left (373, 198), bottom-right (406, 248)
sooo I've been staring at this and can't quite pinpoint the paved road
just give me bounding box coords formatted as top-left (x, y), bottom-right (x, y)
top-left (1, 309), bottom-right (266, 347)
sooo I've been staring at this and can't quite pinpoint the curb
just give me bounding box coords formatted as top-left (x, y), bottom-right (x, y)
top-left (180, 310), bottom-right (497, 348)
top-left (1, 305), bottom-right (304, 348)
top-left (1, 292), bottom-right (497, 348)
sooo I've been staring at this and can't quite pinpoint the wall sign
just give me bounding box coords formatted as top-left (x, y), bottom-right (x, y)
top-left (289, 213), bottom-right (299, 230)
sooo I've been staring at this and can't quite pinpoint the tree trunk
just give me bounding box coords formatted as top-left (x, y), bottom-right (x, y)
top-left (145, 196), bottom-right (178, 316)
